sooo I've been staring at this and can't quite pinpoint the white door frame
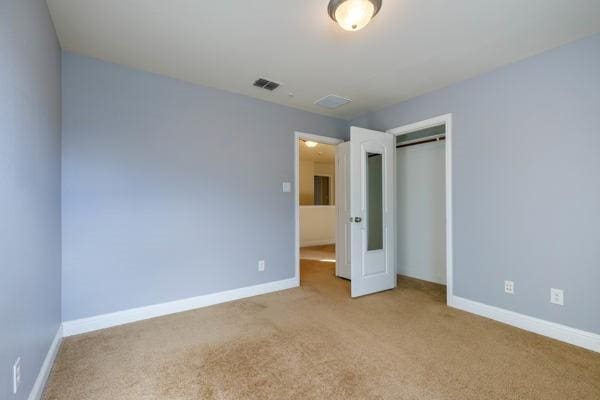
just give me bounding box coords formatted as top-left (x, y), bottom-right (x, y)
top-left (294, 132), bottom-right (344, 285)
top-left (386, 114), bottom-right (453, 306)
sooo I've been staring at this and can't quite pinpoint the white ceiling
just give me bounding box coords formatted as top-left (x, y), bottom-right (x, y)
top-left (299, 140), bottom-right (336, 164)
top-left (47, 0), bottom-right (600, 120)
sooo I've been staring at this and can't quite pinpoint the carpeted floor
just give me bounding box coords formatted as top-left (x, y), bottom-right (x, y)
top-left (43, 260), bottom-right (600, 399)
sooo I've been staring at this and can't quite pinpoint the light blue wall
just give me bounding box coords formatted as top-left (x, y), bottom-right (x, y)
top-left (0, 0), bottom-right (62, 398)
top-left (62, 53), bottom-right (348, 320)
top-left (353, 33), bottom-right (600, 334)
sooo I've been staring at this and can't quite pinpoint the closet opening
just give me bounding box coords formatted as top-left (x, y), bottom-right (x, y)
top-left (388, 115), bottom-right (452, 304)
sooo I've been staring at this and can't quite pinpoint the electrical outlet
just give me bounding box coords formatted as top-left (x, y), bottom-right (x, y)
top-left (258, 260), bottom-right (265, 272)
top-left (13, 357), bottom-right (21, 394)
top-left (550, 288), bottom-right (564, 305)
top-left (504, 280), bottom-right (514, 294)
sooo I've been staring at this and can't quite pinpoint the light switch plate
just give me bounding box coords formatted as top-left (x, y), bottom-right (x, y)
top-left (550, 288), bottom-right (564, 305)
top-left (282, 182), bottom-right (291, 193)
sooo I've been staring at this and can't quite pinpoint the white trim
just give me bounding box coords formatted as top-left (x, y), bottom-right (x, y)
top-left (62, 278), bottom-right (298, 337)
top-left (294, 131), bottom-right (344, 285)
top-left (28, 326), bottom-right (63, 400)
top-left (387, 114), bottom-right (452, 136)
top-left (387, 113), bottom-right (453, 305)
top-left (452, 296), bottom-right (600, 353)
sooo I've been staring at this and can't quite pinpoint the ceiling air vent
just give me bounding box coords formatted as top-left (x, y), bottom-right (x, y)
top-left (314, 94), bottom-right (352, 109)
top-left (253, 78), bottom-right (280, 91)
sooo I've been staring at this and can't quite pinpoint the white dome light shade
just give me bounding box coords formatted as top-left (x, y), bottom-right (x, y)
top-left (335, 0), bottom-right (374, 31)
top-left (304, 140), bottom-right (318, 148)
top-left (328, 0), bottom-right (382, 31)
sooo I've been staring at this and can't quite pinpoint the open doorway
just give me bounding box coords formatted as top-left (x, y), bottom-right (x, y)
top-left (294, 132), bottom-right (343, 286)
top-left (388, 114), bottom-right (453, 305)
top-left (299, 139), bottom-right (336, 264)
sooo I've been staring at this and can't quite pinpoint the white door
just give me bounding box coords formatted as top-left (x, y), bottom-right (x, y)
top-left (335, 142), bottom-right (351, 279)
top-left (350, 126), bottom-right (395, 297)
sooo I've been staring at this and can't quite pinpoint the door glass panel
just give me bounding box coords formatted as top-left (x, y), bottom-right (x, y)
top-left (367, 152), bottom-right (383, 251)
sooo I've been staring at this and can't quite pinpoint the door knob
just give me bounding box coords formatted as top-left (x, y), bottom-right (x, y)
top-left (354, 217), bottom-right (362, 223)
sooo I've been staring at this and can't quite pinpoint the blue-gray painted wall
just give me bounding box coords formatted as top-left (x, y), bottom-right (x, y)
top-left (61, 52), bottom-right (348, 320)
top-left (0, 0), bottom-right (62, 398)
top-left (352, 33), bottom-right (600, 334)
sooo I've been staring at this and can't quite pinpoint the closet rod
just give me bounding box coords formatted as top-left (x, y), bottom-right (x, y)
top-left (396, 135), bottom-right (445, 149)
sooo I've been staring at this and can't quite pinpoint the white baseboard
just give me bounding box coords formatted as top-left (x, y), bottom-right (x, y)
top-left (28, 325), bottom-right (63, 400)
top-left (62, 277), bottom-right (299, 337)
top-left (451, 296), bottom-right (600, 353)
top-left (300, 239), bottom-right (335, 247)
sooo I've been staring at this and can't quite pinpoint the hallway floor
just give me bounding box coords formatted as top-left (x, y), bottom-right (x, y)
top-left (43, 260), bottom-right (600, 399)
top-left (300, 244), bottom-right (336, 262)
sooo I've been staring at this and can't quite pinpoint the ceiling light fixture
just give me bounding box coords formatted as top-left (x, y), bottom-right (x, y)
top-left (328, 0), bottom-right (382, 31)
top-left (304, 140), bottom-right (318, 148)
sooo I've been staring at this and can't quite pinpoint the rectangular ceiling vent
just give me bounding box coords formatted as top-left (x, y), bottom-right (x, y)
top-left (253, 78), bottom-right (280, 91)
top-left (314, 94), bottom-right (352, 109)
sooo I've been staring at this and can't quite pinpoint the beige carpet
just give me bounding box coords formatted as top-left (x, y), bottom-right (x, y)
top-left (43, 261), bottom-right (600, 399)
